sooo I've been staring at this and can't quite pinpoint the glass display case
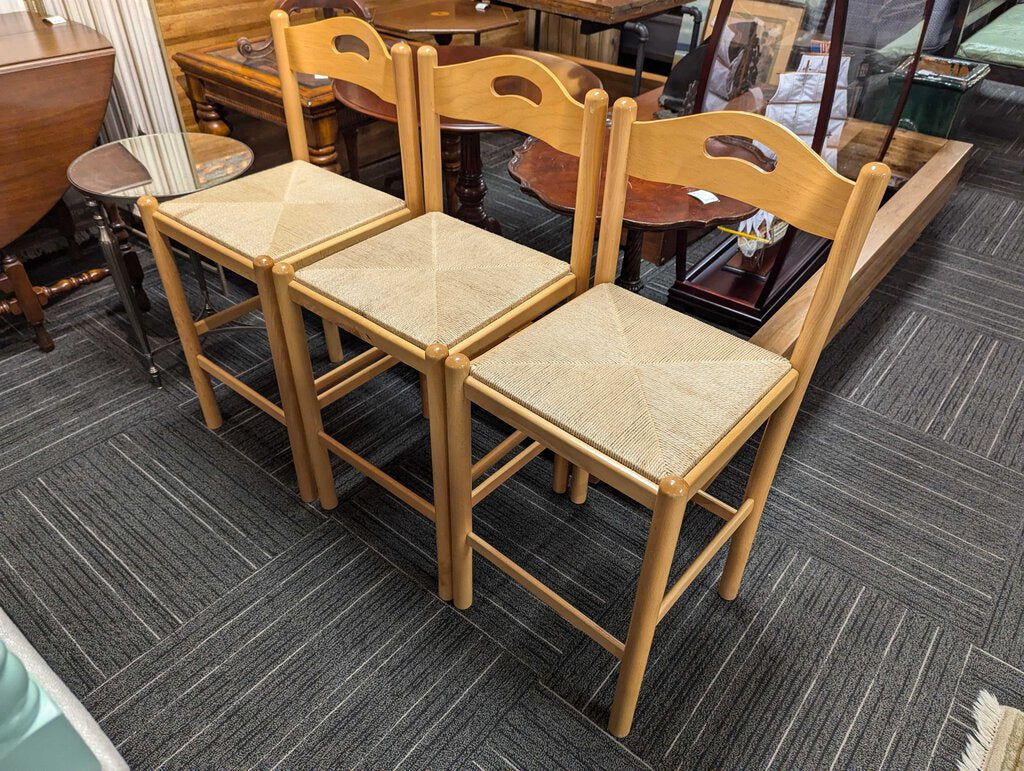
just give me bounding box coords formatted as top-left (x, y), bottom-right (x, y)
top-left (662, 0), bottom-right (937, 331)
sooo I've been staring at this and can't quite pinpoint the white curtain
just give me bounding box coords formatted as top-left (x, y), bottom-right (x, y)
top-left (3, 0), bottom-right (183, 137)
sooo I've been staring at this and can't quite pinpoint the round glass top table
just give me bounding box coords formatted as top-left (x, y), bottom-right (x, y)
top-left (334, 45), bottom-right (601, 234)
top-left (68, 132), bottom-right (253, 385)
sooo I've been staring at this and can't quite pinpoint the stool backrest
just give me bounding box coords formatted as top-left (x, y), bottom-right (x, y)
top-left (596, 97), bottom-right (889, 387)
top-left (417, 46), bottom-right (608, 294)
top-left (271, 11), bottom-right (423, 214)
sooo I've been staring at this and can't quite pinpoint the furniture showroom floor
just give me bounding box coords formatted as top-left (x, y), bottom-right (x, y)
top-left (2, 81), bottom-right (1022, 769)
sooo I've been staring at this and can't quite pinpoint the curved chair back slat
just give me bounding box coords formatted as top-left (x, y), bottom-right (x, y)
top-left (271, 12), bottom-right (422, 214)
top-left (626, 110), bottom-right (854, 240)
top-left (417, 46), bottom-right (608, 294)
top-left (595, 97), bottom-right (890, 381)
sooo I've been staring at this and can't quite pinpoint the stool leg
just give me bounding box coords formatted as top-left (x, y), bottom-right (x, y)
top-left (139, 197), bottom-right (220, 424)
top-left (552, 455), bottom-right (569, 494)
top-left (274, 263), bottom-right (337, 510)
top-left (255, 256), bottom-right (317, 503)
top-left (323, 319), bottom-right (344, 363)
top-left (570, 466), bottom-right (590, 504)
top-left (445, 354), bottom-right (473, 609)
top-left (425, 344), bottom-right (453, 602)
top-left (609, 477), bottom-right (688, 737)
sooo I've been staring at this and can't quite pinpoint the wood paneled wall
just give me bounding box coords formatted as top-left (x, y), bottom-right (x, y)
top-left (152, 0), bottom-right (274, 130)
top-left (152, 1), bottom-right (529, 131)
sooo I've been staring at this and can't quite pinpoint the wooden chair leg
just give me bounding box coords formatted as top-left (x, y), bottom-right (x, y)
top-left (570, 466), bottom-right (590, 504)
top-left (138, 197), bottom-right (221, 428)
top-left (609, 476), bottom-right (689, 738)
top-left (419, 371), bottom-right (430, 419)
top-left (552, 455), bottom-right (569, 494)
top-left (273, 263), bottom-right (338, 510)
top-left (445, 353), bottom-right (473, 610)
top-left (323, 318), bottom-right (344, 363)
top-left (719, 394), bottom-right (802, 600)
top-left (2, 253), bottom-right (53, 352)
top-left (425, 344), bottom-right (453, 602)
top-left (254, 256), bottom-right (317, 503)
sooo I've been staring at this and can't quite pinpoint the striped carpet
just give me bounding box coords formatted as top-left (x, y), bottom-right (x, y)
top-left (1, 80), bottom-right (1022, 769)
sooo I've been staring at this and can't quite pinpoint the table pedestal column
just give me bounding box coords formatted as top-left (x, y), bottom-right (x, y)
top-left (455, 133), bottom-right (501, 234)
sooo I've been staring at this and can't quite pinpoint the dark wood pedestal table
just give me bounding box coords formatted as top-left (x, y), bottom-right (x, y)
top-left (372, 0), bottom-right (519, 45)
top-left (508, 89), bottom-right (760, 293)
top-left (334, 45), bottom-right (600, 233)
top-left (67, 132), bottom-right (253, 385)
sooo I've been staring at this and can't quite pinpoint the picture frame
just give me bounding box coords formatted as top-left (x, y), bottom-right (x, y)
top-left (705, 0), bottom-right (807, 86)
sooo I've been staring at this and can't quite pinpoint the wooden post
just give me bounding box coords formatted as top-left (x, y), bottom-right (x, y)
top-left (273, 263), bottom-right (338, 509)
top-left (609, 476), bottom-right (689, 737)
top-left (425, 344), bottom-right (453, 601)
top-left (254, 256), bottom-right (317, 503)
top-left (445, 353), bottom-right (474, 609)
top-left (138, 196), bottom-right (222, 428)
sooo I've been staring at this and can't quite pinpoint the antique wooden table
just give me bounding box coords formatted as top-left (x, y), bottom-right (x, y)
top-left (335, 44), bottom-right (601, 233)
top-left (372, 0), bottom-right (519, 45)
top-left (508, 87), bottom-right (759, 292)
top-left (1, 11), bottom-right (114, 352)
top-left (501, 0), bottom-right (686, 25)
top-left (173, 42), bottom-right (371, 177)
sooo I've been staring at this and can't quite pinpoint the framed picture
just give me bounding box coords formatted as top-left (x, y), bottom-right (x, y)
top-left (705, 0), bottom-right (807, 87)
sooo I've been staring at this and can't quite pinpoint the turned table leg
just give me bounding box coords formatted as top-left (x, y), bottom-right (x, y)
top-left (616, 229), bottom-right (646, 293)
top-left (441, 132), bottom-right (461, 215)
top-left (1, 253), bottom-right (53, 352)
top-left (454, 133), bottom-right (501, 234)
top-left (184, 74), bottom-right (229, 136)
top-left (105, 205), bottom-right (150, 312)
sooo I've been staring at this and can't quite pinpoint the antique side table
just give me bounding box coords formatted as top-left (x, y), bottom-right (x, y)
top-left (68, 132), bottom-right (253, 385)
top-left (373, 0), bottom-right (519, 45)
top-left (174, 43), bottom-right (370, 177)
top-left (335, 44), bottom-right (600, 233)
top-left (508, 87), bottom-right (759, 292)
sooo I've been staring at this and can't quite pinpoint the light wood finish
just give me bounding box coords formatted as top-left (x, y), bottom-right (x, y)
top-left (254, 255), bottom-right (317, 502)
top-left (323, 319), bottom-right (344, 362)
top-left (418, 45), bottom-right (608, 290)
top-left (471, 429), bottom-right (528, 480)
top-left (274, 12), bottom-right (424, 213)
top-left (443, 98), bottom-right (891, 736)
top-left (552, 454), bottom-right (570, 493)
top-left (273, 48), bottom-right (610, 599)
top-left (139, 196), bottom-right (221, 429)
top-left (193, 295), bottom-right (261, 335)
top-left (569, 467), bottom-right (590, 504)
top-left (143, 12), bottom-right (422, 503)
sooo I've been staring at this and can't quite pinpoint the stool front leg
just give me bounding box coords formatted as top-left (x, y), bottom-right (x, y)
top-left (255, 256), bottom-right (316, 503)
top-left (425, 344), bottom-right (453, 602)
top-left (445, 353), bottom-right (474, 609)
top-left (273, 263), bottom-right (338, 510)
top-left (139, 196), bottom-right (221, 428)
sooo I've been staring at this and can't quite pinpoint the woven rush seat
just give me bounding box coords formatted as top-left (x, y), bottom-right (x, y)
top-left (160, 160), bottom-right (404, 261)
top-left (472, 283), bottom-right (793, 481)
top-left (294, 212), bottom-right (572, 348)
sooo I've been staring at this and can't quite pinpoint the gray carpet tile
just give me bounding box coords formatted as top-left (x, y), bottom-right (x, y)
top-left (1, 79), bottom-right (1022, 768)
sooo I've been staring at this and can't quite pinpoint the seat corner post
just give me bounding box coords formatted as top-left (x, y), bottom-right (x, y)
top-left (444, 352), bottom-right (474, 610)
top-left (552, 455), bottom-right (570, 494)
top-left (255, 255), bottom-right (317, 504)
top-left (426, 343), bottom-right (453, 602)
top-left (610, 475), bottom-right (689, 738)
top-left (138, 195), bottom-right (222, 430)
top-left (272, 262), bottom-right (338, 511)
